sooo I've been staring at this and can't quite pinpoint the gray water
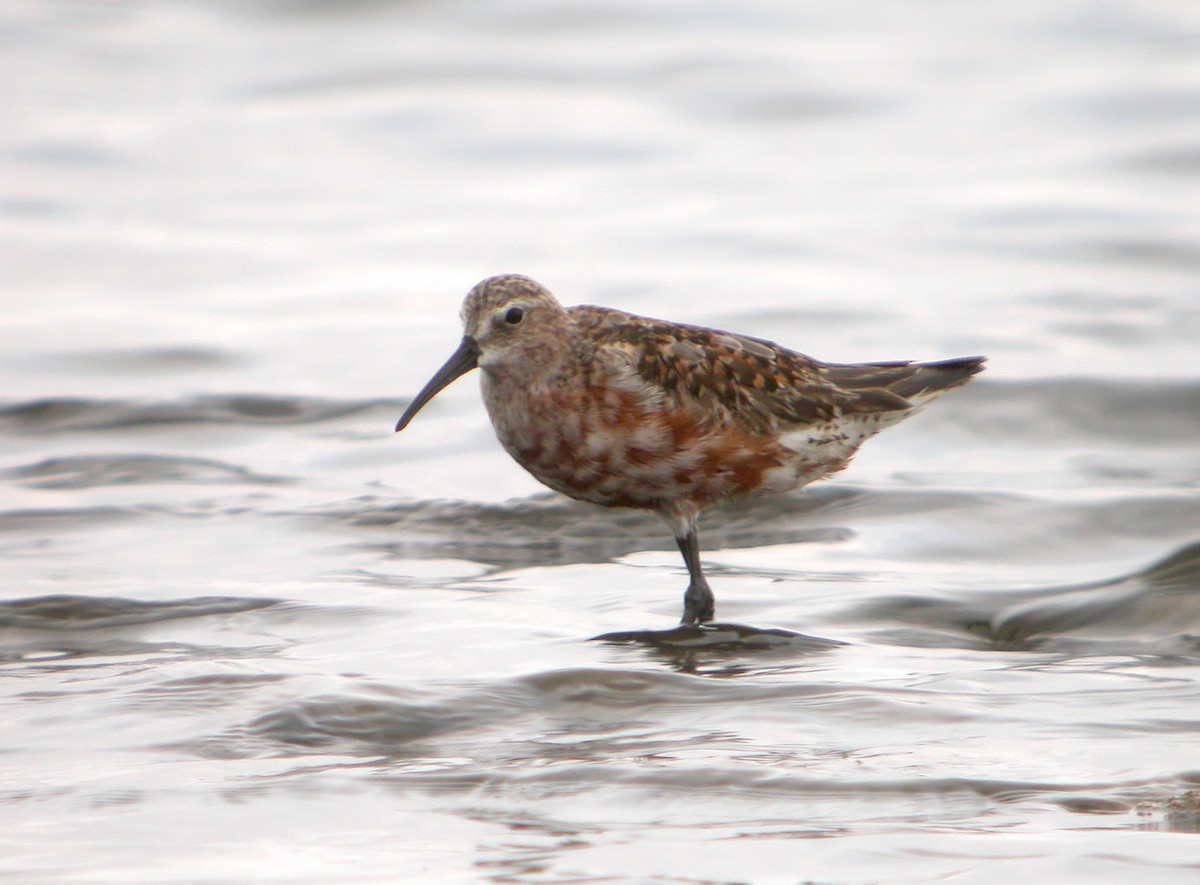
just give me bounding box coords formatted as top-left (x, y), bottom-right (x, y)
top-left (4, 1), bottom-right (1200, 882)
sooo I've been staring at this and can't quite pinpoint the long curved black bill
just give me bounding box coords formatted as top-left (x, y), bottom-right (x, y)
top-left (395, 336), bottom-right (481, 432)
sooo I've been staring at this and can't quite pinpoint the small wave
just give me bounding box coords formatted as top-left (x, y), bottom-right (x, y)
top-left (991, 541), bottom-right (1200, 645)
top-left (238, 676), bottom-right (552, 755)
top-left (228, 668), bottom-right (757, 756)
top-left (245, 695), bottom-right (483, 750)
top-left (228, 667), bottom-right (905, 758)
top-left (462, 767), bottom-right (1152, 804)
top-left (0, 395), bottom-right (400, 434)
top-left (0, 506), bottom-right (139, 533)
top-left (854, 541), bottom-right (1200, 652)
top-left (371, 760), bottom-right (1163, 813)
top-left (4, 454), bottom-right (293, 490)
top-left (0, 595), bottom-right (280, 631)
top-left (44, 346), bottom-right (237, 374)
top-left (138, 672), bottom-right (290, 704)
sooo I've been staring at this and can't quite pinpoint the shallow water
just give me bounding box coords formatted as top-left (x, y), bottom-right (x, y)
top-left (4, 1), bottom-right (1200, 882)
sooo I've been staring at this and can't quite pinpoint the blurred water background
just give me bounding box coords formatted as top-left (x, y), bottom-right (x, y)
top-left (4, 1), bottom-right (1200, 882)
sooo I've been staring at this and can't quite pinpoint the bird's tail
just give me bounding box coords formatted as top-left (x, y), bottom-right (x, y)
top-left (824, 355), bottom-right (986, 408)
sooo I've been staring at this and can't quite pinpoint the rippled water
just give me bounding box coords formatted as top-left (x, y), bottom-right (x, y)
top-left (5, 1), bottom-right (1200, 882)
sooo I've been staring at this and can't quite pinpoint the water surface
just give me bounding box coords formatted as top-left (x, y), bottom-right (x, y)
top-left (4, 1), bottom-right (1200, 882)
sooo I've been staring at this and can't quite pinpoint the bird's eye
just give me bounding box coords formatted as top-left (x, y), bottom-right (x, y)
top-left (504, 306), bottom-right (524, 325)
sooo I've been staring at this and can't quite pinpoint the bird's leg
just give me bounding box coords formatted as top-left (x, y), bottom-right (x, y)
top-left (676, 526), bottom-right (715, 625)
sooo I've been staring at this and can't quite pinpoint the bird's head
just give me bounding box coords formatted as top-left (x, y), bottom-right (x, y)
top-left (395, 274), bottom-right (568, 432)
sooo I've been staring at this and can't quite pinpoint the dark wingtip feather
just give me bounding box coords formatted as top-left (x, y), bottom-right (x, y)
top-left (921, 355), bottom-right (987, 372)
top-left (900, 355), bottom-right (987, 397)
top-left (824, 355), bottom-right (986, 404)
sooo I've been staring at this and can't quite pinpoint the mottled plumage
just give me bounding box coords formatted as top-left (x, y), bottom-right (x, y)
top-left (396, 274), bottom-right (985, 625)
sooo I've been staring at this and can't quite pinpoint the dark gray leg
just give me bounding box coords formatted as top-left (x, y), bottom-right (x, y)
top-left (676, 527), bottom-right (715, 625)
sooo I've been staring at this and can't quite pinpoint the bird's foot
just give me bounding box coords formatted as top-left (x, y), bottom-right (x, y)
top-left (681, 580), bottom-right (715, 625)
